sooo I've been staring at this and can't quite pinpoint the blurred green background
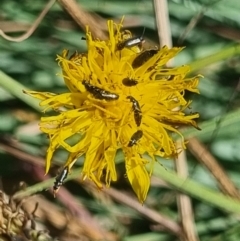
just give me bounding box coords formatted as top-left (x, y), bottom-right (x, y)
top-left (1, 0), bottom-right (240, 240)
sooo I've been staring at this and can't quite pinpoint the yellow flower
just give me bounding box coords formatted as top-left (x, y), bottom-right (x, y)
top-left (25, 18), bottom-right (201, 203)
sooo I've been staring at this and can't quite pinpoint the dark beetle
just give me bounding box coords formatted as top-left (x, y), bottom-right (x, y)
top-left (122, 77), bottom-right (138, 86)
top-left (127, 96), bottom-right (142, 127)
top-left (117, 28), bottom-right (145, 50)
top-left (132, 49), bottom-right (158, 69)
top-left (128, 130), bottom-right (143, 147)
top-left (82, 80), bottom-right (119, 101)
top-left (53, 166), bottom-right (69, 196)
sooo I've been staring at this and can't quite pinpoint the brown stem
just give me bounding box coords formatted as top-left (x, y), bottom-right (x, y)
top-left (58, 0), bottom-right (106, 39)
top-left (188, 137), bottom-right (240, 199)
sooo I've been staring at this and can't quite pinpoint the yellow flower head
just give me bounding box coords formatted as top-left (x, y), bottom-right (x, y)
top-left (25, 19), bottom-right (201, 203)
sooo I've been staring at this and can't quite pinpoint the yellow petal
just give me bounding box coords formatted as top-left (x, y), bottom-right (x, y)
top-left (125, 153), bottom-right (150, 203)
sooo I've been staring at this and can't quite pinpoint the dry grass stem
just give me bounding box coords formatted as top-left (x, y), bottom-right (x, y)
top-left (188, 137), bottom-right (240, 199)
top-left (58, 0), bottom-right (106, 39)
top-left (175, 141), bottom-right (199, 241)
top-left (153, 0), bottom-right (172, 48)
top-left (153, 1), bottom-right (197, 240)
top-left (0, 21), bottom-right (29, 33)
top-left (0, 0), bottom-right (56, 42)
top-left (82, 181), bottom-right (184, 237)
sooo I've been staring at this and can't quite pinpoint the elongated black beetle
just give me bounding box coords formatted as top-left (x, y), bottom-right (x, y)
top-left (53, 166), bottom-right (69, 196)
top-left (117, 28), bottom-right (145, 50)
top-left (127, 96), bottom-right (142, 126)
top-left (82, 80), bottom-right (119, 101)
top-left (128, 130), bottom-right (143, 147)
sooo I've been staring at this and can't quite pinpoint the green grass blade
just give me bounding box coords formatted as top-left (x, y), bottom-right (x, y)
top-left (0, 70), bottom-right (41, 111)
top-left (153, 165), bottom-right (240, 213)
top-left (188, 44), bottom-right (240, 73)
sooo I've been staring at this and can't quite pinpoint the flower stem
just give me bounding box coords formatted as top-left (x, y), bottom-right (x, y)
top-left (181, 109), bottom-right (240, 141)
top-left (153, 166), bottom-right (240, 213)
top-left (0, 70), bottom-right (41, 111)
top-left (188, 44), bottom-right (240, 73)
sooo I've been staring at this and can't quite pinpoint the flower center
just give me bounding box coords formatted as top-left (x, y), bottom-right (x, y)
top-left (86, 98), bottom-right (123, 123)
